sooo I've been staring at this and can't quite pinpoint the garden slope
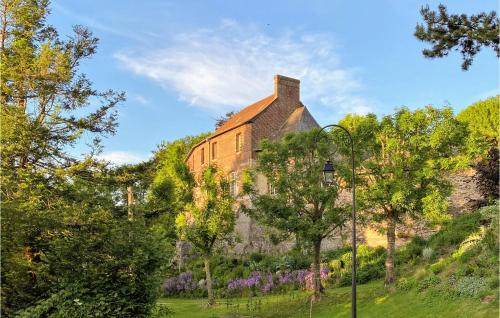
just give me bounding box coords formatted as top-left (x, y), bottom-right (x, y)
top-left (160, 204), bottom-right (499, 317)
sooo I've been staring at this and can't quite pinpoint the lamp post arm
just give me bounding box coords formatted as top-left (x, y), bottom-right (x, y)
top-left (315, 124), bottom-right (357, 318)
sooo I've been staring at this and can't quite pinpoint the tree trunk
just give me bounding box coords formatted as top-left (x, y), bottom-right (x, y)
top-left (204, 254), bottom-right (215, 306)
top-left (385, 216), bottom-right (396, 285)
top-left (312, 239), bottom-right (323, 301)
top-left (127, 185), bottom-right (134, 220)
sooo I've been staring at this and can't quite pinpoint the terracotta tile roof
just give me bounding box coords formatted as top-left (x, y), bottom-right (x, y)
top-left (213, 94), bottom-right (276, 136)
top-left (185, 94), bottom-right (276, 162)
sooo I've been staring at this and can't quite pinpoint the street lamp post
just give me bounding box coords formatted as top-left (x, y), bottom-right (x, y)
top-left (316, 124), bottom-right (357, 318)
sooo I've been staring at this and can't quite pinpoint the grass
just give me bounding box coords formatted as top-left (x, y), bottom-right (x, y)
top-left (160, 205), bottom-right (499, 317)
top-left (158, 280), bottom-right (498, 318)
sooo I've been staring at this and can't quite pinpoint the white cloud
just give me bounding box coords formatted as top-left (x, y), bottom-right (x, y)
top-left (132, 94), bottom-right (151, 105)
top-left (114, 20), bottom-right (373, 119)
top-left (97, 151), bottom-right (148, 165)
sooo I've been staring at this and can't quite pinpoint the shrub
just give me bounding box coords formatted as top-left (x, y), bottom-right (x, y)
top-left (397, 277), bottom-right (417, 291)
top-left (162, 272), bottom-right (199, 296)
top-left (422, 247), bottom-right (434, 261)
top-left (417, 275), bottom-right (441, 292)
top-left (328, 245), bottom-right (385, 286)
top-left (15, 218), bottom-right (167, 317)
top-left (396, 236), bottom-right (426, 265)
top-left (430, 258), bottom-right (451, 274)
top-left (322, 246), bottom-right (352, 262)
top-left (448, 276), bottom-right (488, 297)
top-left (150, 304), bottom-right (174, 317)
top-left (275, 249), bottom-right (312, 271)
top-left (428, 212), bottom-right (482, 252)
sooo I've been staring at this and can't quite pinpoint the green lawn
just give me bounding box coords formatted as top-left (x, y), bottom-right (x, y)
top-left (158, 281), bottom-right (498, 318)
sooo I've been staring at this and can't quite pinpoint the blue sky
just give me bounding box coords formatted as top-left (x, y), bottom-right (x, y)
top-left (49, 0), bottom-right (499, 165)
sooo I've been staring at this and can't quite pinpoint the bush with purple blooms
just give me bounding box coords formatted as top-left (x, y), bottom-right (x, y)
top-left (162, 271), bottom-right (201, 297)
top-left (226, 267), bottom-right (330, 296)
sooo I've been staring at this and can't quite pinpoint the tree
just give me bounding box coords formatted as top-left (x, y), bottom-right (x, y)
top-left (215, 111), bottom-right (235, 129)
top-left (415, 4), bottom-right (499, 70)
top-left (457, 96), bottom-right (499, 200)
top-left (147, 133), bottom-right (210, 260)
top-left (0, 1), bottom-right (167, 316)
top-left (175, 165), bottom-right (235, 306)
top-left (242, 129), bottom-right (349, 300)
top-left (340, 107), bottom-right (466, 285)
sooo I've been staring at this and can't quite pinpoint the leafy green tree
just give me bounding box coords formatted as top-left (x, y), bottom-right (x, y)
top-left (457, 96), bottom-right (499, 200)
top-left (457, 96), bottom-right (499, 155)
top-left (339, 107), bottom-right (466, 285)
top-left (415, 4), bottom-right (499, 70)
top-left (242, 130), bottom-right (349, 301)
top-left (147, 133), bottom-right (209, 257)
top-left (0, 1), bottom-right (167, 316)
top-left (175, 165), bottom-right (235, 306)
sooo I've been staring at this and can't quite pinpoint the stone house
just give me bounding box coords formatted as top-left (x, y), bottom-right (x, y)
top-left (185, 75), bottom-right (319, 253)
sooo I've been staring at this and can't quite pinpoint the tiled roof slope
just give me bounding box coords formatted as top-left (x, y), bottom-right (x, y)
top-left (213, 94), bottom-right (276, 137)
top-left (184, 94), bottom-right (276, 162)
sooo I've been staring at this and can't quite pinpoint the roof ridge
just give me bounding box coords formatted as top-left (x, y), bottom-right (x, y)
top-left (184, 94), bottom-right (276, 162)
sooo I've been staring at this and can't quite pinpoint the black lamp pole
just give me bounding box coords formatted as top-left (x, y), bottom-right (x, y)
top-left (316, 124), bottom-right (357, 318)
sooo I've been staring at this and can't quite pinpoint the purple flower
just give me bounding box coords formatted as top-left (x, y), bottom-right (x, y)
top-left (162, 271), bottom-right (198, 295)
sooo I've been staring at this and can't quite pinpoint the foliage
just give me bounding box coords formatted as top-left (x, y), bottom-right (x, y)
top-left (422, 247), bottom-right (434, 261)
top-left (147, 133), bottom-right (209, 242)
top-left (328, 245), bottom-right (386, 286)
top-left (414, 4), bottom-right (500, 70)
top-left (457, 96), bottom-right (499, 200)
top-left (215, 111), bottom-right (236, 129)
top-left (175, 165), bottom-right (235, 305)
top-left (14, 216), bottom-right (166, 318)
top-left (448, 276), bottom-right (488, 298)
top-left (457, 96), bottom-right (499, 150)
top-left (242, 129), bottom-right (349, 299)
top-left (475, 145), bottom-right (499, 200)
top-left (0, 1), bottom-right (168, 316)
top-left (162, 272), bottom-right (201, 297)
top-left (176, 165), bottom-right (235, 256)
top-left (417, 275), bottom-right (441, 292)
top-left (428, 212), bottom-right (482, 253)
top-left (338, 107), bottom-right (466, 284)
top-left (396, 236), bottom-right (427, 265)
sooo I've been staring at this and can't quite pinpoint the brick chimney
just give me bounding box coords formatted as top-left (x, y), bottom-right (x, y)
top-left (274, 75), bottom-right (300, 101)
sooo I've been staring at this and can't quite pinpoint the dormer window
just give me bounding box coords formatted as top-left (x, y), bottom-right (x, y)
top-left (236, 133), bottom-right (243, 152)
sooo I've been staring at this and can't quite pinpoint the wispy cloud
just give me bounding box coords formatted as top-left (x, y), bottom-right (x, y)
top-left (132, 94), bottom-right (151, 105)
top-left (97, 151), bottom-right (148, 165)
top-left (114, 19), bottom-right (373, 119)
